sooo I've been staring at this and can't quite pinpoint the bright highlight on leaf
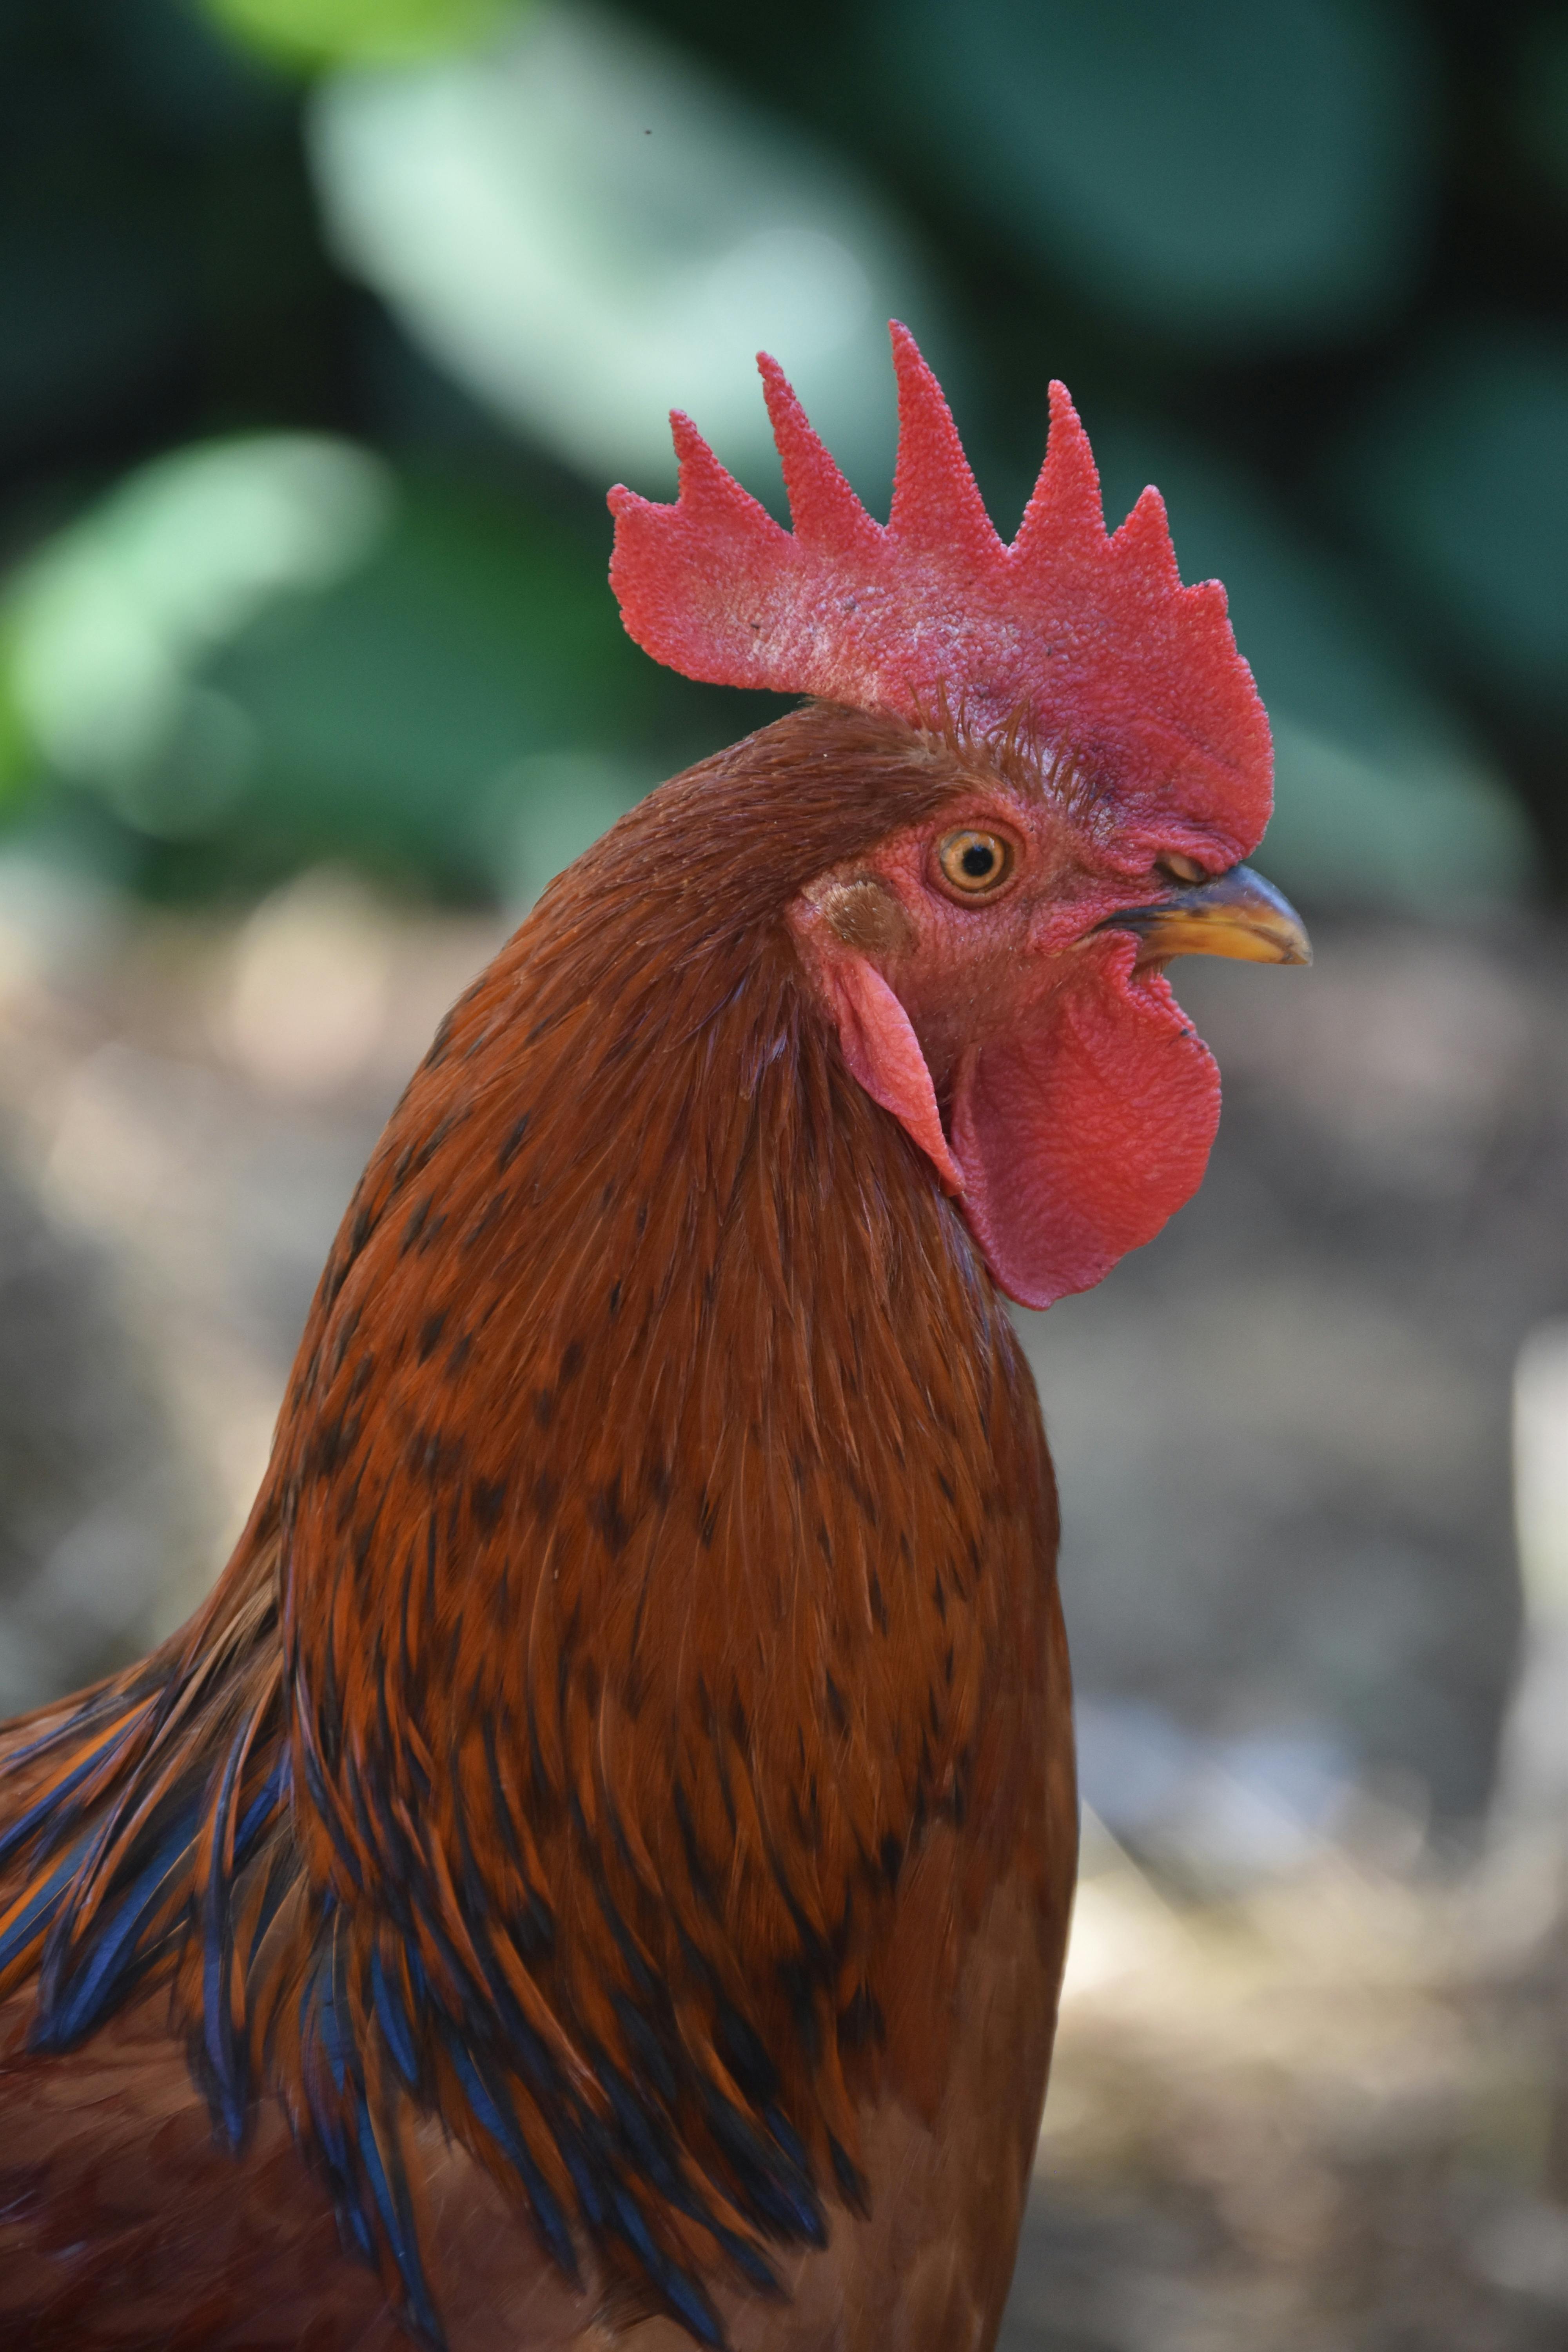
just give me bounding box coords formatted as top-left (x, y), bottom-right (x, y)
top-left (201, 0), bottom-right (511, 71)
top-left (2, 437), bottom-right (393, 833)
top-left (308, 3), bottom-right (940, 490)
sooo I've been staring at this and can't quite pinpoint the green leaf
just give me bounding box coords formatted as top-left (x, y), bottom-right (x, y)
top-left (1338, 324), bottom-right (1568, 703)
top-left (308, 2), bottom-right (942, 492)
top-left (871, 0), bottom-right (1435, 347)
top-left (199, 0), bottom-right (512, 72)
top-left (2, 435), bottom-right (394, 824)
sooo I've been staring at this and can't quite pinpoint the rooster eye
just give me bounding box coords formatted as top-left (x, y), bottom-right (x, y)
top-left (1158, 853), bottom-right (1208, 886)
top-left (936, 829), bottom-right (1015, 898)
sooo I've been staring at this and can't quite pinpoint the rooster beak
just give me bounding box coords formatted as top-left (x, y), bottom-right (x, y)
top-left (1104, 863), bottom-right (1312, 969)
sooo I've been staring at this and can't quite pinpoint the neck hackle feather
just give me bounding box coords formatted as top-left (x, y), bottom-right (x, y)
top-left (0, 711), bottom-right (1064, 2349)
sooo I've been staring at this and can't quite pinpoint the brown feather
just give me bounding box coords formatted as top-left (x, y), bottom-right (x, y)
top-left (0, 703), bottom-right (1076, 2348)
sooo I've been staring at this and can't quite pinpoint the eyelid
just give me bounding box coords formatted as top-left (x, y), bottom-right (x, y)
top-left (1158, 852), bottom-right (1209, 886)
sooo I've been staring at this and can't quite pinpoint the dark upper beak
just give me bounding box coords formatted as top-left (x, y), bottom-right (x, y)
top-left (1102, 863), bottom-right (1312, 969)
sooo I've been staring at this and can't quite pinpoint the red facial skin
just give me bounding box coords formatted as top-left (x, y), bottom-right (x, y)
top-left (789, 781), bottom-right (1231, 1310)
top-left (612, 325), bottom-right (1275, 1314)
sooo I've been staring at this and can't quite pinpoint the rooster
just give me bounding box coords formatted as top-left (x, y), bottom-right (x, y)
top-left (0, 326), bottom-right (1307, 2351)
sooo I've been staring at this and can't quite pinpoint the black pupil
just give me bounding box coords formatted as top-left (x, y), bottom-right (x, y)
top-left (960, 841), bottom-right (996, 879)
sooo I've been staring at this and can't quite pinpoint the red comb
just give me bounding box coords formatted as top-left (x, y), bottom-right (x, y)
top-left (608, 324), bottom-right (1271, 849)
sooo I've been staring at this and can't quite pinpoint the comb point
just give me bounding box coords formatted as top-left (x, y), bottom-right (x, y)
top-left (605, 325), bottom-right (1273, 850)
top-left (757, 352), bottom-right (877, 556)
top-left (887, 323), bottom-right (1002, 563)
top-left (667, 411), bottom-right (782, 535)
top-left (1013, 381), bottom-right (1104, 569)
top-left (1109, 484), bottom-right (1183, 591)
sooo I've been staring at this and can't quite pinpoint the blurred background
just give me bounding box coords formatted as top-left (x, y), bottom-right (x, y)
top-left (1, 0), bottom-right (1567, 2342)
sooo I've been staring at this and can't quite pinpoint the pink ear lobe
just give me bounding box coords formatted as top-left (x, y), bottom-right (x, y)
top-left (812, 948), bottom-right (964, 1194)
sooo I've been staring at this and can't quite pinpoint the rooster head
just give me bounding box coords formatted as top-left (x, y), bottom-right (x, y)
top-left (608, 325), bottom-right (1308, 1308)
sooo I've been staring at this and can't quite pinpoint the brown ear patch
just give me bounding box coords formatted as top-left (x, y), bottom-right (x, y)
top-left (811, 876), bottom-right (916, 957)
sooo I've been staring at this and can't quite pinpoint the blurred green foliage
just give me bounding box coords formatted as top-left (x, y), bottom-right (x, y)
top-left (1519, 11), bottom-right (1568, 199)
top-left (0, 0), bottom-right (1564, 909)
top-left (0, 429), bottom-right (750, 897)
top-left (879, 0), bottom-right (1435, 348)
top-left (1344, 324), bottom-right (1568, 702)
top-left (305, 6), bottom-right (942, 492)
top-left (4, 434), bottom-right (392, 813)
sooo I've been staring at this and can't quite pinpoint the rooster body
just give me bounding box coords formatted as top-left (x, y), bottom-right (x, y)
top-left (0, 335), bottom-right (1302, 2348)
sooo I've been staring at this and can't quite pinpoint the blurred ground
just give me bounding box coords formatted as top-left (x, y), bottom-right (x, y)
top-left (0, 867), bottom-right (497, 1669)
top-left (1, 875), bottom-right (1567, 2345)
top-left (1007, 1828), bottom-right (1568, 2352)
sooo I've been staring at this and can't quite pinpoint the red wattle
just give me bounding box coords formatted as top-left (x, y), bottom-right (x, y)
top-left (947, 955), bottom-right (1221, 1310)
top-left (798, 908), bottom-right (1221, 1307)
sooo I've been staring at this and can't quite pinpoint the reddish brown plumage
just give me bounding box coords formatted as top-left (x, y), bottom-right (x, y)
top-left (0, 316), bottom-right (1298, 2343)
top-left (0, 707), bottom-right (1077, 2350)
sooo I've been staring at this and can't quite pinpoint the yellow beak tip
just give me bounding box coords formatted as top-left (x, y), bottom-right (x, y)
top-left (1112, 863), bottom-right (1311, 973)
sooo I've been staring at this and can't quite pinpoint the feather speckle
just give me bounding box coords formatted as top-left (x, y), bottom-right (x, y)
top-left (0, 705), bottom-right (1076, 2349)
